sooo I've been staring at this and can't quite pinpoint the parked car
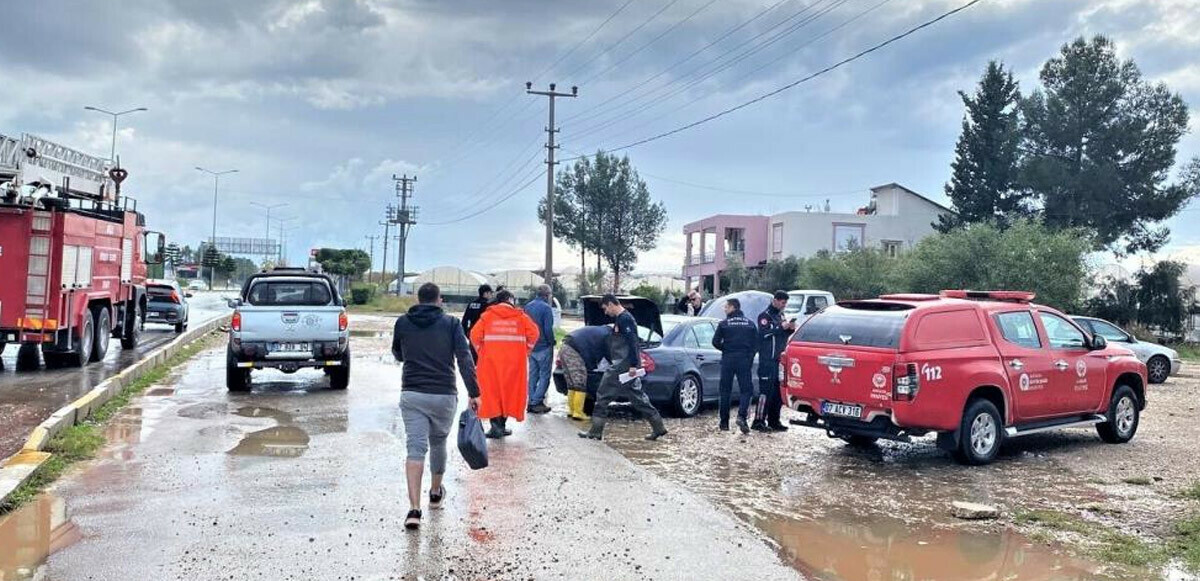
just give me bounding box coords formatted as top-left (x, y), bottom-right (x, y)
top-left (145, 280), bottom-right (192, 333)
top-left (552, 296), bottom-right (757, 417)
top-left (1071, 316), bottom-right (1181, 384)
top-left (782, 290), bottom-right (1148, 465)
top-left (699, 290), bottom-right (773, 321)
top-left (783, 290), bottom-right (835, 325)
top-left (225, 267), bottom-right (350, 391)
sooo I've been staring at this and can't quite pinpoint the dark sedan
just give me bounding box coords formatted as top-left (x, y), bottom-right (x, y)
top-left (553, 296), bottom-right (756, 417)
top-left (145, 280), bottom-right (191, 333)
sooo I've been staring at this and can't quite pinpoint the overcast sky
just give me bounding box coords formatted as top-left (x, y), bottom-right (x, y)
top-left (3, 0), bottom-right (1197, 275)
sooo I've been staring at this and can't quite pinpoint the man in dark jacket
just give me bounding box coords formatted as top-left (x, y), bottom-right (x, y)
top-left (753, 291), bottom-right (796, 432)
top-left (461, 284), bottom-right (493, 361)
top-left (578, 295), bottom-right (668, 442)
top-left (712, 297), bottom-right (757, 434)
top-left (393, 282), bottom-right (481, 532)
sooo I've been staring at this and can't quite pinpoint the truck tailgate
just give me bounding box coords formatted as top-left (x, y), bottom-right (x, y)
top-left (237, 306), bottom-right (344, 343)
top-left (786, 344), bottom-right (899, 411)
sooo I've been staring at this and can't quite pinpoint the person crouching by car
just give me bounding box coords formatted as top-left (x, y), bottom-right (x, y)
top-left (578, 295), bottom-right (668, 442)
top-left (560, 325), bottom-right (612, 421)
top-left (713, 297), bottom-right (758, 434)
top-left (470, 289), bottom-right (539, 439)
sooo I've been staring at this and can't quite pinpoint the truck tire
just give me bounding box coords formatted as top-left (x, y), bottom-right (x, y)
top-left (952, 398), bottom-right (1003, 466)
top-left (1097, 385), bottom-right (1139, 444)
top-left (63, 309), bottom-right (95, 367)
top-left (1146, 356), bottom-right (1170, 384)
top-left (328, 349), bottom-right (351, 390)
top-left (121, 303), bottom-right (143, 349)
top-left (91, 306), bottom-right (111, 362)
top-left (16, 343), bottom-right (41, 371)
top-left (226, 348), bottom-right (251, 392)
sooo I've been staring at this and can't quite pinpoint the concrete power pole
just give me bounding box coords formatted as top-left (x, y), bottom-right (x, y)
top-left (364, 234), bottom-right (378, 283)
top-left (526, 82), bottom-right (577, 285)
top-left (390, 175), bottom-right (418, 296)
top-left (379, 208), bottom-right (394, 290)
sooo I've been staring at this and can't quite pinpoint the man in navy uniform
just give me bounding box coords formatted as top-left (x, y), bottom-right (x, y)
top-left (712, 297), bottom-right (758, 434)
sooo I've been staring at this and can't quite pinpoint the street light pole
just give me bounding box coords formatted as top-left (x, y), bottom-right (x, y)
top-left (249, 202), bottom-right (287, 260)
top-left (196, 167), bottom-right (238, 290)
top-left (83, 106), bottom-right (148, 163)
top-left (275, 217), bottom-right (296, 265)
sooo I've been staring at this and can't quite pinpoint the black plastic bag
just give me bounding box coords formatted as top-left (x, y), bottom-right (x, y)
top-left (457, 408), bottom-right (488, 470)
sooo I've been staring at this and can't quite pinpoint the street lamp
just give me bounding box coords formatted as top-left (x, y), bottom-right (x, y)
top-left (196, 167), bottom-right (238, 290)
top-left (274, 216), bottom-right (297, 265)
top-left (83, 106), bottom-right (148, 163)
top-left (249, 202), bottom-right (288, 259)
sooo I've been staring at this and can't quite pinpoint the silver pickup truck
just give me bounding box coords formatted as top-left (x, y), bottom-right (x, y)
top-left (225, 268), bottom-right (350, 391)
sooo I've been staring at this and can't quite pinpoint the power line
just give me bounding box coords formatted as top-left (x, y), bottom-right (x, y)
top-left (578, 0), bottom-right (721, 87)
top-left (562, 0), bottom-right (682, 81)
top-left (535, 0), bottom-right (637, 82)
top-left (592, 0), bottom-right (987, 157)
top-left (425, 167), bottom-right (547, 226)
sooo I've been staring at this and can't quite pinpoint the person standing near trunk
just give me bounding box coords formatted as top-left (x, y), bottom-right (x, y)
top-left (470, 290), bottom-right (539, 439)
top-left (524, 284), bottom-right (557, 415)
top-left (578, 295), bottom-right (668, 442)
top-left (713, 297), bottom-right (757, 434)
top-left (461, 284), bottom-right (493, 362)
top-left (392, 282), bottom-right (481, 531)
top-left (560, 325), bottom-right (612, 421)
top-left (753, 291), bottom-right (796, 432)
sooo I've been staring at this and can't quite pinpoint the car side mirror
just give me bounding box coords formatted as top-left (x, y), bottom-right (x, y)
top-left (227, 298), bottom-right (242, 309)
top-left (184, 292), bottom-right (194, 298)
top-left (1090, 335), bottom-right (1108, 351)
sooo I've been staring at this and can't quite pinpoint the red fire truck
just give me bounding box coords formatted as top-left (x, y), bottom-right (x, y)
top-left (0, 132), bottom-right (164, 369)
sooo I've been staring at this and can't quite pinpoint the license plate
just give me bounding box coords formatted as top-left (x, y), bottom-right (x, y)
top-left (147, 312), bottom-right (162, 318)
top-left (821, 401), bottom-right (863, 418)
top-left (273, 342), bottom-right (310, 353)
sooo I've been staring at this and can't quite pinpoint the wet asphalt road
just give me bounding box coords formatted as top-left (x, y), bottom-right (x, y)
top-left (3, 315), bottom-right (800, 580)
top-left (0, 292), bottom-right (231, 458)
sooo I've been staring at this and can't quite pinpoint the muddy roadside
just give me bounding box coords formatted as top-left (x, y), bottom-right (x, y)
top-left (591, 367), bottom-right (1200, 580)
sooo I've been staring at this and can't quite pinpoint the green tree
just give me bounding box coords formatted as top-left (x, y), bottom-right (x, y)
top-left (1021, 36), bottom-right (1193, 254)
top-left (802, 248), bottom-right (898, 300)
top-left (543, 152), bottom-right (667, 290)
top-left (720, 256), bottom-right (752, 292)
top-left (315, 248), bottom-right (372, 280)
top-left (629, 283), bottom-right (669, 312)
top-left (937, 61), bottom-right (1025, 232)
top-left (754, 256), bottom-right (804, 292)
top-left (896, 220), bottom-right (1092, 310)
top-left (1134, 261), bottom-right (1193, 335)
top-left (216, 255), bottom-right (237, 285)
top-left (1085, 276), bottom-right (1138, 327)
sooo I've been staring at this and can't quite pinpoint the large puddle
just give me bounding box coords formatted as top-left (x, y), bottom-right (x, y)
top-left (0, 494), bottom-right (81, 580)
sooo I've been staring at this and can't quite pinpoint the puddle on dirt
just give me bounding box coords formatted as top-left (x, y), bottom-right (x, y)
top-left (227, 426), bottom-right (310, 457)
top-left (348, 330), bottom-right (387, 338)
top-left (233, 405), bottom-right (292, 423)
top-left (759, 509), bottom-right (1122, 581)
top-left (0, 493), bottom-right (81, 579)
top-left (144, 387), bottom-right (175, 397)
top-left (102, 406), bottom-right (144, 447)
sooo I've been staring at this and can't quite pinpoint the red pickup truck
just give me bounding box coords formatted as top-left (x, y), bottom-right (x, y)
top-left (781, 291), bottom-right (1148, 465)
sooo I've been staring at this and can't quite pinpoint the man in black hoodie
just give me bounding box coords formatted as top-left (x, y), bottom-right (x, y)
top-left (393, 282), bottom-right (481, 532)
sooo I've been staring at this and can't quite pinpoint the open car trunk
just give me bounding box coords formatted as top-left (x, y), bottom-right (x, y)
top-left (578, 295), bottom-right (663, 341)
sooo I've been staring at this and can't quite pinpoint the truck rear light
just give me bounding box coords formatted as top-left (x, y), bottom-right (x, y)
top-left (16, 317), bottom-right (58, 330)
top-left (338, 311), bottom-right (348, 332)
top-left (640, 352), bottom-right (657, 373)
top-left (893, 363), bottom-right (919, 401)
top-left (231, 311), bottom-right (241, 332)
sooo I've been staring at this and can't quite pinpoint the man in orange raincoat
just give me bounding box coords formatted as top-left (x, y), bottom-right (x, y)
top-left (470, 289), bottom-right (540, 439)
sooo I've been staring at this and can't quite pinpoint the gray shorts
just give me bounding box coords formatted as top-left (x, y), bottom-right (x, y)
top-left (399, 391), bottom-right (457, 474)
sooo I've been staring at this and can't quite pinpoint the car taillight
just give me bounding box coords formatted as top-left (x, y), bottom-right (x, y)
top-left (338, 311), bottom-right (348, 332)
top-left (231, 311), bottom-right (241, 332)
top-left (893, 363), bottom-right (919, 401)
top-left (168, 291), bottom-right (181, 303)
top-left (640, 352), bottom-right (657, 373)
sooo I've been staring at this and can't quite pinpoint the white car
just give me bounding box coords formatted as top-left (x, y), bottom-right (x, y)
top-left (1072, 316), bottom-right (1181, 384)
top-left (783, 290), bottom-right (835, 325)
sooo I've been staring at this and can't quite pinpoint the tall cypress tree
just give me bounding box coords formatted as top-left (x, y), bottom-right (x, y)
top-left (937, 61), bottom-right (1024, 232)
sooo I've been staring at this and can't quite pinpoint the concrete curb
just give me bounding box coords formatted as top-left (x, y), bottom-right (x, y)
top-left (0, 315), bottom-right (229, 507)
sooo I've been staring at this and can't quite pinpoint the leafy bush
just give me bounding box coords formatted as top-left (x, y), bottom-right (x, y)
top-left (349, 283), bottom-right (377, 305)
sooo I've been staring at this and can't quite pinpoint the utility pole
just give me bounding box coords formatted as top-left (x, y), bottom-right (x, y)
top-left (390, 174), bottom-right (418, 296)
top-left (526, 82), bottom-right (577, 284)
top-left (364, 234), bottom-right (378, 283)
top-left (379, 207), bottom-right (394, 289)
top-left (195, 167), bottom-right (238, 290)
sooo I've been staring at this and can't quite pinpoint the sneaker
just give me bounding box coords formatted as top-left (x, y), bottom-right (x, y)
top-left (404, 509), bottom-right (422, 530)
top-left (528, 403), bottom-right (552, 414)
top-left (736, 418), bottom-right (751, 435)
top-left (429, 486), bottom-right (445, 509)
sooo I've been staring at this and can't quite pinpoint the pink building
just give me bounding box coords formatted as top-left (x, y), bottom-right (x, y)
top-left (681, 215), bottom-right (769, 295)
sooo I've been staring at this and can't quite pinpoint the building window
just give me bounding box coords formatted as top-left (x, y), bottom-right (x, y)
top-left (882, 240), bottom-right (901, 258)
top-left (833, 223), bottom-right (865, 252)
top-left (771, 223), bottom-right (783, 257)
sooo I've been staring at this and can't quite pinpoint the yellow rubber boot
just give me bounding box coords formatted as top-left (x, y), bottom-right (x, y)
top-left (567, 391), bottom-right (591, 421)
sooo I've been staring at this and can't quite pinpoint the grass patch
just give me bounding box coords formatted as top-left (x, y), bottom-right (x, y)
top-left (1014, 509), bottom-right (1166, 570)
top-left (1122, 476), bottom-right (1155, 486)
top-left (348, 294), bottom-right (415, 314)
top-left (555, 327), bottom-right (567, 343)
top-left (1170, 516), bottom-right (1200, 573)
top-left (1178, 482), bottom-right (1200, 501)
top-left (1175, 343), bottom-right (1200, 363)
top-left (0, 331), bottom-right (220, 515)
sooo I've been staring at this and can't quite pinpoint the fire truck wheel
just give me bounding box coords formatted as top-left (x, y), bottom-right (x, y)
top-left (16, 343), bottom-right (41, 371)
top-left (91, 306), bottom-right (112, 361)
top-left (67, 309), bottom-right (95, 367)
top-left (121, 303), bottom-right (144, 349)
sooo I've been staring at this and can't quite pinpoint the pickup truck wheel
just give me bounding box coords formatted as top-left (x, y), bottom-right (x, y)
top-left (328, 349), bottom-right (351, 390)
top-left (226, 348), bottom-right (251, 392)
top-left (1097, 385), bottom-right (1139, 444)
top-left (1146, 356), bottom-right (1170, 384)
top-left (953, 399), bottom-right (1003, 465)
top-left (672, 374), bottom-right (702, 417)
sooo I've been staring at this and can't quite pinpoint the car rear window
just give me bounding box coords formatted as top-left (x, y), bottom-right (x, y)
top-left (792, 306), bottom-right (907, 348)
top-left (147, 285), bottom-right (176, 303)
top-left (247, 280), bottom-right (332, 306)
